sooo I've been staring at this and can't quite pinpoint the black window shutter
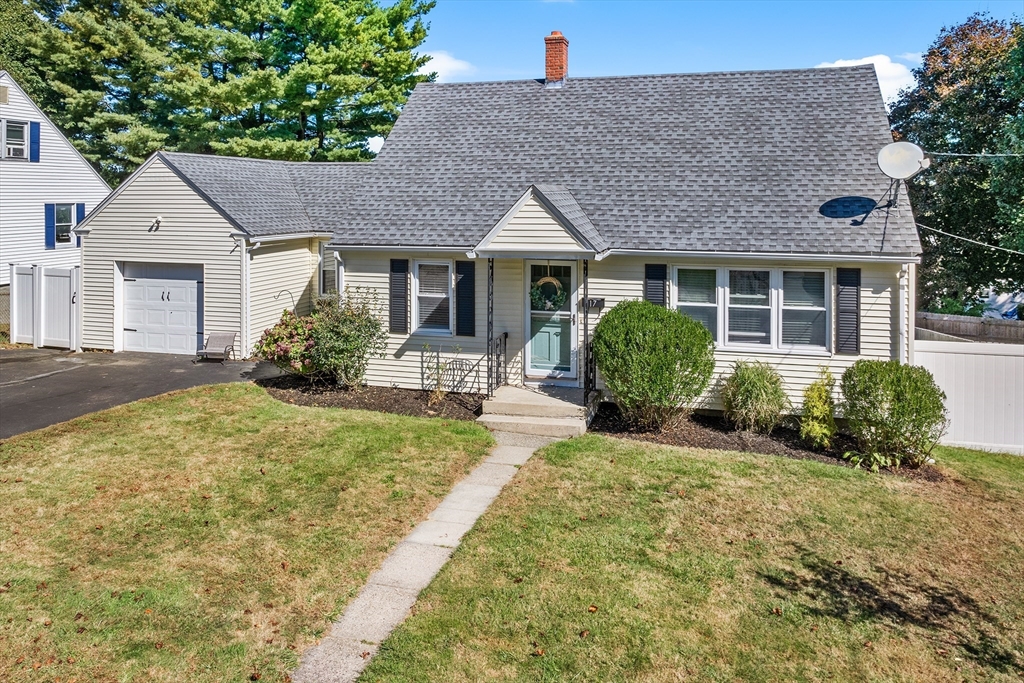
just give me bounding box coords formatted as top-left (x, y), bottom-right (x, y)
top-left (455, 261), bottom-right (475, 337)
top-left (389, 259), bottom-right (409, 334)
top-left (836, 268), bottom-right (861, 354)
top-left (644, 264), bottom-right (668, 307)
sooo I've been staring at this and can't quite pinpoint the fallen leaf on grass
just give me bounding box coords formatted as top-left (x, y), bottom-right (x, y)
top-left (15, 656), bottom-right (24, 664)
top-left (579, 630), bottom-right (590, 638)
top-left (154, 642), bottom-right (164, 649)
top-left (531, 648), bottom-right (545, 657)
top-left (360, 651), bottom-right (370, 659)
top-left (587, 605), bottom-right (598, 613)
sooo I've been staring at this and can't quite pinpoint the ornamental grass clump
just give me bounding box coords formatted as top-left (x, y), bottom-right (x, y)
top-left (592, 300), bottom-right (715, 430)
top-left (800, 367), bottom-right (837, 450)
top-left (841, 359), bottom-right (948, 470)
top-left (721, 361), bottom-right (791, 434)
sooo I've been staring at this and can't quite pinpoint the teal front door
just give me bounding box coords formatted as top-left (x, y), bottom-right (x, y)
top-left (526, 261), bottom-right (576, 378)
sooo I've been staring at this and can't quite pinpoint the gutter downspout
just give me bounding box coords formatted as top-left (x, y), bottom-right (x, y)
top-left (898, 264), bottom-right (909, 364)
top-left (236, 236), bottom-right (250, 358)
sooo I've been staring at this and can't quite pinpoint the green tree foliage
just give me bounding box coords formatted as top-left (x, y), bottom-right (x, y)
top-left (16, 0), bottom-right (432, 183)
top-left (0, 0), bottom-right (48, 103)
top-left (890, 14), bottom-right (1023, 311)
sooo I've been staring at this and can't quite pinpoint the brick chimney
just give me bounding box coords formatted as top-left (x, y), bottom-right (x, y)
top-left (544, 31), bottom-right (568, 87)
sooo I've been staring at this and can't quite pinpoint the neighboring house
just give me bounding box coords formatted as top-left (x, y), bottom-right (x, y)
top-left (76, 32), bottom-right (921, 411)
top-left (0, 71), bottom-right (110, 287)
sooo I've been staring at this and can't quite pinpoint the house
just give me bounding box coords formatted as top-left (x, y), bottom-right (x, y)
top-left (76, 31), bottom-right (921, 418)
top-left (0, 71), bottom-right (110, 287)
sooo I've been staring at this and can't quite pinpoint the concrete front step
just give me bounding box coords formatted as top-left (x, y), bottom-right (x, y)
top-left (482, 385), bottom-right (588, 419)
top-left (476, 414), bottom-right (586, 438)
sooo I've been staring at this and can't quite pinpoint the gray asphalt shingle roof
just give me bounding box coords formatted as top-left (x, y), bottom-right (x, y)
top-left (157, 151), bottom-right (370, 237)
top-left (157, 65), bottom-right (920, 256)
top-left (331, 65), bottom-right (921, 256)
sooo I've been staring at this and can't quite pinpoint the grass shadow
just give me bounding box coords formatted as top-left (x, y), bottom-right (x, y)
top-left (759, 545), bottom-right (1022, 674)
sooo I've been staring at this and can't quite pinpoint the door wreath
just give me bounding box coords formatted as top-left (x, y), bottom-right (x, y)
top-left (530, 276), bottom-right (569, 311)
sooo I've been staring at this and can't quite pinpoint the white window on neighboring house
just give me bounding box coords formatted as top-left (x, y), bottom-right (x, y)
top-left (413, 261), bottom-right (452, 334)
top-left (55, 203), bottom-right (74, 245)
top-left (319, 244), bottom-right (342, 296)
top-left (3, 120), bottom-right (27, 159)
top-left (675, 268), bottom-right (718, 342)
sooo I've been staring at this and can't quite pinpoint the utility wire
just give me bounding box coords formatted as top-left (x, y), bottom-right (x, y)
top-left (925, 151), bottom-right (1024, 157)
top-left (916, 223), bottom-right (1024, 256)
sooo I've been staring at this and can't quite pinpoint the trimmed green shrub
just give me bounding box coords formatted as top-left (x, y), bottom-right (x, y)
top-left (593, 300), bottom-right (715, 429)
top-left (841, 359), bottom-right (948, 469)
top-left (721, 361), bottom-right (791, 433)
top-left (255, 288), bottom-right (387, 386)
top-left (800, 367), bottom-right (837, 450)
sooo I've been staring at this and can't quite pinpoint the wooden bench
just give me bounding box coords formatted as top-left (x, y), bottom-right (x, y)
top-left (194, 332), bottom-right (237, 363)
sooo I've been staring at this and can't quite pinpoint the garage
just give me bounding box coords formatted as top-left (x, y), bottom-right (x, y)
top-left (123, 263), bottom-right (203, 354)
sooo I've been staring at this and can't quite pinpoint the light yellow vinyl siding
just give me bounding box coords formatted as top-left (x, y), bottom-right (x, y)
top-left (80, 158), bottom-right (242, 355)
top-left (587, 256), bottom-right (911, 409)
top-left (248, 238), bottom-right (318, 349)
top-left (487, 196), bottom-right (587, 251)
top-left (340, 251), bottom-right (527, 392)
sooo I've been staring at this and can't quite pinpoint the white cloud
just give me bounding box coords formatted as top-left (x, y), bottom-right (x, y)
top-left (815, 54), bottom-right (916, 103)
top-left (419, 51), bottom-right (476, 83)
top-left (896, 52), bottom-right (923, 65)
top-left (367, 136), bottom-right (384, 154)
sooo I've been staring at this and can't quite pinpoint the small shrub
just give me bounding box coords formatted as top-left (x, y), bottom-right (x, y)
top-left (307, 289), bottom-right (389, 388)
top-left (255, 288), bottom-right (388, 386)
top-left (841, 359), bottom-right (948, 469)
top-left (800, 367), bottom-right (837, 450)
top-left (592, 300), bottom-right (715, 429)
top-left (721, 361), bottom-right (791, 433)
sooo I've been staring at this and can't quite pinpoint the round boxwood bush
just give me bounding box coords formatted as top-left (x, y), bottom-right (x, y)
top-left (592, 300), bottom-right (715, 429)
top-left (721, 360), bottom-right (791, 433)
top-left (841, 359), bottom-right (948, 469)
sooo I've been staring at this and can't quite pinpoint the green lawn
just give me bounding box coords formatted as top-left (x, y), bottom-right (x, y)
top-left (363, 436), bottom-right (1024, 682)
top-left (0, 383), bottom-right (492, 682)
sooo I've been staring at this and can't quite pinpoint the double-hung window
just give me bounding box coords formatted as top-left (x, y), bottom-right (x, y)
top-left (3, 120), bottom-right (27, 159)
top-left (727, 270), bottom-right (772, 345)
top-left (54, 203), bottom-right (74, 245)
top-left (413, 261), bottom-right (452, 334)
top-left (781, 271), bottom-right (827, 347)
top-left (676, 268), bottom-right (718, 341)
top-left (671, 266), bottom-right (830, 352)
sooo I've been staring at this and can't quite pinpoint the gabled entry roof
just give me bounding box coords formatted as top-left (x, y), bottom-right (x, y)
top-left (474, 185), bottom-right (606, 256)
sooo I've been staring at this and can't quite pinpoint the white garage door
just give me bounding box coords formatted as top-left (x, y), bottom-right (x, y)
top-left (123, 263), bottom-right (203, 354)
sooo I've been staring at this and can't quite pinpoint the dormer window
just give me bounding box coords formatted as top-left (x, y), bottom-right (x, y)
top-left (3, 120), bottom-right (27, 159)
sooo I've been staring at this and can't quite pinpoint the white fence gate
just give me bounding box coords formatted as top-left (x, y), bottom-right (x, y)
top-left (915, 340), bottom-right (1024, 455)
top-left (9, 264), bottom-right (80, 350)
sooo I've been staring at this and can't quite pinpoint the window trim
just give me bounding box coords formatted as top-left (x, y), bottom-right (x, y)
top-left (54, 202), bottom-right (76, 249)
top-left (411, 259), bottom-right (454, 336)
top-left (670, 265), bottom-right (832, 354)
top-left (2, 119), bottom-right (29, 161)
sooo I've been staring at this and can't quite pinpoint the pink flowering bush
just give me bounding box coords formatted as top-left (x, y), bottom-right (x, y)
top-left (255, 309), bottom-right (317, 377)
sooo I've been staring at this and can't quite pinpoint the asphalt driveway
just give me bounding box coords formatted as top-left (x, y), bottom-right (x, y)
top-left (0, 349), bottom-right (282, 439)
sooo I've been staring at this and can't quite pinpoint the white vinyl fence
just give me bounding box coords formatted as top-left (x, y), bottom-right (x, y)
top-left (9, 264), bottom-right (80, 350)
top-left (915, 340), bottom-right (1024, 455)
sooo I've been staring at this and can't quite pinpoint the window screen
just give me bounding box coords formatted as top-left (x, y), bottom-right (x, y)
top-left (417, 263), bottom-right (451, 331)
top-left (728, 270), bottom-right (771, 345)
top-left (782, 271), bottom-right (826, 347)
top-left (676, 269), bottom-right (717, 341)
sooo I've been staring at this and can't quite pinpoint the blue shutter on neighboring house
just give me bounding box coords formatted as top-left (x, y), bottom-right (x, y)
top-left (44, 204), bottom-right (56, 249)
top-left (29, 122), bottom-right (40, 162)
top-left (76, 203), bottom-right (85, 247)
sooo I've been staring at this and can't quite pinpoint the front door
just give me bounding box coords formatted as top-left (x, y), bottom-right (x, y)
top-left (525, 260), bottom-right (577, 378)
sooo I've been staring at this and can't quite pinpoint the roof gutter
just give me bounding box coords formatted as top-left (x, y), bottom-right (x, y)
top-left (596, 249), bottom-right (921, 264)
top-left (231, 231), bottom-right (332, 243)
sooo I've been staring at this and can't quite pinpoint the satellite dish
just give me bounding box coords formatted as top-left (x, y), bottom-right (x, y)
top-left (878, 141), bottom-right (929, 180)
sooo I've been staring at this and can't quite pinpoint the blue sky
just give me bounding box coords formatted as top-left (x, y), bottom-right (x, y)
top-left (417, 0), bottom-right (1022, 101)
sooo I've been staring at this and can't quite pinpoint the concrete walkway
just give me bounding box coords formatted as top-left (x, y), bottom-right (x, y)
top-left (292, 431), bottom-right (556, 683)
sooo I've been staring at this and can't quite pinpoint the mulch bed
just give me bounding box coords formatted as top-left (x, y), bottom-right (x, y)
top-left (589, 403), bottom-right (945, 482)
top-left (256, 374), bottom-right (484, 421)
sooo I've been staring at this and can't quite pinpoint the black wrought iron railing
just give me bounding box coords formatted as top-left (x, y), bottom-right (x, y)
top-left (584, 336), bottom-right (596, 399)
top-left (488, 331), bottom-right (508, 396)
